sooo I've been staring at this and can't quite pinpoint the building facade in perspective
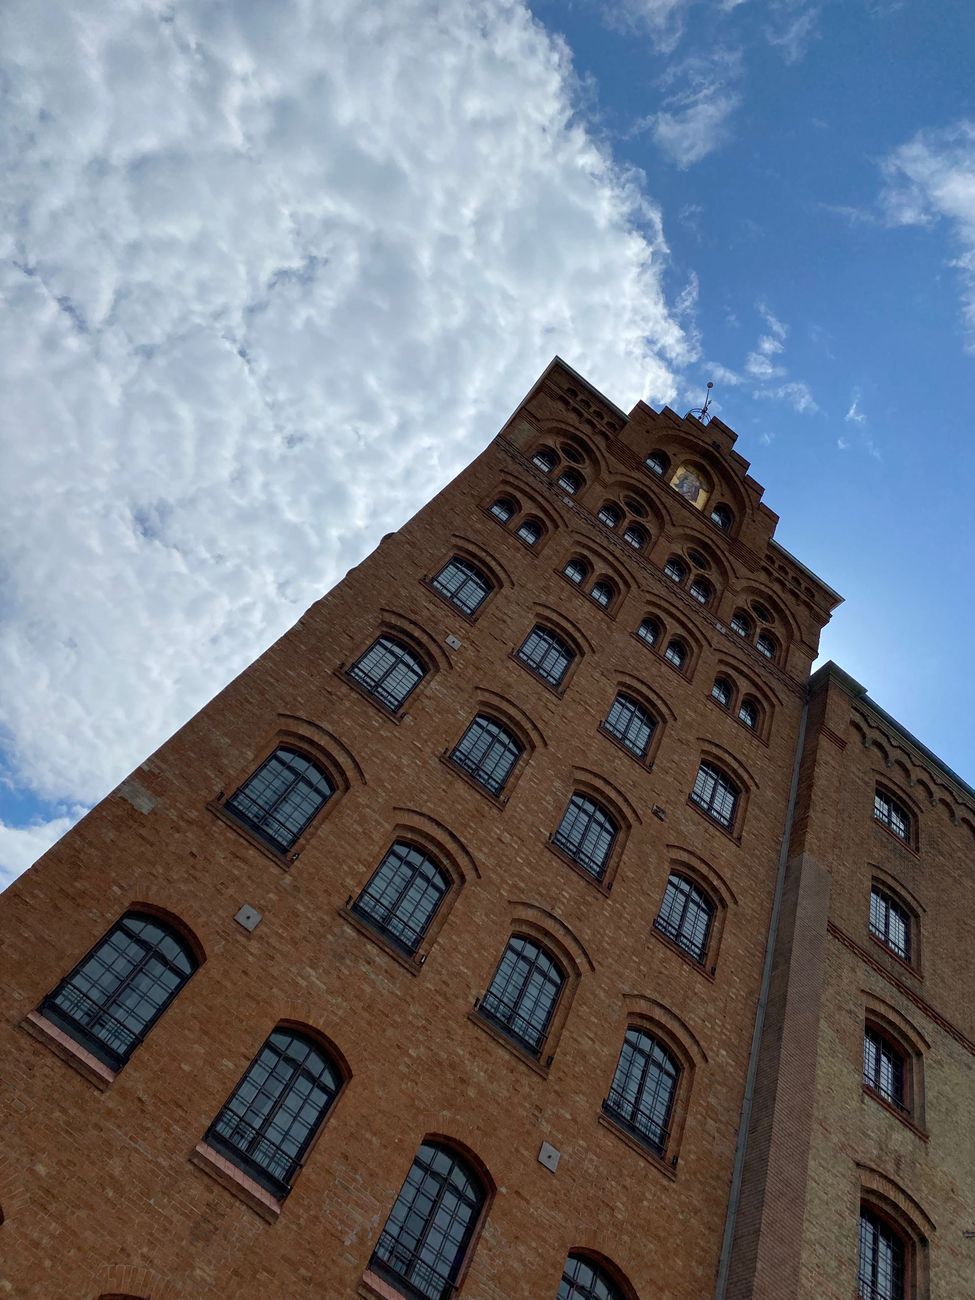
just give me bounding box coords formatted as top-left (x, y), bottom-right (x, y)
top-left (1, 357), bottom-right (973, 1300)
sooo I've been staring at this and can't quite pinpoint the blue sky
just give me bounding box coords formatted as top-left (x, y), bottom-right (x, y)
top-left (1, 0), bottom-right (974, 882)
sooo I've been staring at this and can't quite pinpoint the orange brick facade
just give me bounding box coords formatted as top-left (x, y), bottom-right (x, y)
top-left (0, 358), bottom-right (969, 1299)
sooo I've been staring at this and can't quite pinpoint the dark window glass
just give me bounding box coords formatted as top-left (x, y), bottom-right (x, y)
top-left (858, 1209), bottom-right (905, 1300)
top-left (687, 549), bottom-right (710, 571)
top-left (654, 874), bottom-right (714, 963)
top-left (451, 715), bottom-right (523, 795)
top-left (646, 451), bottom-right (667, 476)
top-left (561, 443), bottom-right (585, 464)
top-left (752, 602), bottom-right (773, 623)
top-left (603, 1028), bottom-right (679, 1156)
top-left (348, 636), bottom-right (427, 712)
top-left (603, 693), bottom-right (656, 759)
top-left (590, 580), bottom-right (613, 608)
top-left (664, 639), bottom-right (686, 669)
top-left (869, 887), bottom-right (911, 961)
top-left (637, 617), bottom-right (660, 646)
top-left (756, 632), bottom-right (777, 660)
top-left (730, 611), bottom-right (751, 638)
top-left (564, 557), bottom-right (588, 584)
top-left (371, 1142), bottom-right (485, 1300)
top-left (691, 762), bottom-right (739, 829)
top-left (738, 699), bottom-right (759, 729)
top-left (559, 1254), bottom-right (626, 1300)
top-left (517, 626), bottom-right (575, 687)
top-left (41, 912), bottom-right (196, 1070)
top-left (431, 558), bottom-right (492, 617)
top-left (623, 524), bottom-right (647, 550)
top-left (489, 497), bottom-right (516, 522)
top-left (353, 841), bottom-right (449, 955)
top-left (517, 518), bottom-right (542, 546)
top-left (479, 936), bottom-right (564, 1056)
top-left (206, 1029), bottom-right (341, 1198)
top-left (874, 790), bottom-right (911, 842)
top-left (710, 503), bottom-right (732, 530)
top-left (863, 1028), bottom-right (906, 1110)
top-left (598, 504), bottom-right (622, 528)
top-left (226, 747), bottom-right (334, 852)
top-left (623, 496), bottom-right (648, 518)
top-left (664, 557), bottom-right (687, 583)
top-left (553, 794), bottom-right (618, 879)
top-left (689, 578), bottom-right (712, 605)
top-left (711, 677), bottom-right (732, 707)
top-left (558, 469), bottom-right (583, 494)
top-left (532, 447), bottom-right (557, 472)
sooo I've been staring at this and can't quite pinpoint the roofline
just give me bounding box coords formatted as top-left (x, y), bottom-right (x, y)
top-left (768, 538), bottom-right (843, 608)
top-left (811, 660), bottom-right (975, 806)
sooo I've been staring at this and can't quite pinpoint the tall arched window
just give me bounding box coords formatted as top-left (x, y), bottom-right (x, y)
top-left (348, 635), bottom-right (427, 712)
top-left (654, 874), bottom-right (715, 963)
top-left (711, 676), bottom-right (732, 707)
top-left (558, 469), bottom-right (583, 494)
top-left (205, 1028), bottom-right (342, 1197)
top-left (689, 577), bottom-right (712, 605)
top-left (226, 747), bottom-right (335, 851)
top-left (756, 631), bottom-right (777, 661)
top-left (645, 450), bottom-right (668, 476)
top-left (450, 715), bottom-right (523, 795)
top-left (664, 556), bottom-right (687, 583)
top-left (371, 1142), bottom-right (487, 1300)
top-left (517, 626), bottom-right (575, 687)
top-left (559, 1254), bottom-right (627, 1300)
top-left (41, 911), bottom-right (198, 1070)
top-left (730, 610), bottom-right (751, 638)
top-left (479, 935), bottom-right (564, 1057)
top-left (869, 885), bottom-right (912, 962)
top-left (602, 693), bottom-right (656, 759)
top-left (353, 841), bottom-right (450, 955)
top-left (738, 698), bottom-right (759, 730)
top-left (858, 1207), bottom-right (905, 1300)
top-left (603, 1028), bottom-right (680, 1157)
top-left (874, 788), bottom-right (912, 843)
top-left (623, 524), bottom-right (647, 550)
top-left (863, 1027), bottom-right (907, 1111)
top-left (664, 638), bottom-right (687, 669)
top-left (431, 557), bottom-right (493, 616)
top-left (553, 794), bottom-right (618, 880)
top-left (691, 761), bottom-right (740, 829)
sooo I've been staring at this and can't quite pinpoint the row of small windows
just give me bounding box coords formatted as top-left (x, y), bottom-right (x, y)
top-left (710, 675), bottom-right (761, 732)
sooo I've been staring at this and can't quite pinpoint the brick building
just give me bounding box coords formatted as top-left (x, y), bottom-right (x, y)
top-left (0, 357), bottom-right (971, 1299)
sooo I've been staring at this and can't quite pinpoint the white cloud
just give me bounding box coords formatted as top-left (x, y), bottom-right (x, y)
top-left (646, 48), bottom-right (743, 168)
top-left (845, 391), bottom-right (867, 423)
top-left (753, 380), bottom-right (818, 413)
top-left (757, 302), bottom-right (787, 339)
top-left (837, 436), bottom-right (850, 450)
top-left (766, 3), bottom-right (820, 63)
top-left (0, 810), bottom-right (84, 888)
top-left (0, 0), bottom-right (692, 843)
top-left (605, 0), bottom-right (695, 53)
top-left (880, 121), bottom-right (975, 349)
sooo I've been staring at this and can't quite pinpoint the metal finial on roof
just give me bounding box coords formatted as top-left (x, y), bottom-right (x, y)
top-left (685, 381), bottom-right (714, 423)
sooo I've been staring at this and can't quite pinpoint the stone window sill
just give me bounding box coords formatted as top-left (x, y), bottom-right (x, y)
top-left (21, 1009), bottom-right (115, 1090)
top-left (358, 1268), bottom-right (410, 1300)
top-left (189, 1140), bottom-right (282, 1222)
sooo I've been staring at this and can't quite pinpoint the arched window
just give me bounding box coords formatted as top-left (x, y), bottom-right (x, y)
top-left (226, 746), bottom-right (334, 852)
top-left (598, 504), bottom-right (622, 528)
top-left (623, 524), bottom-right (647, 550)
top-left (664, 638), bottom-right (686, 669)
top-left (479, 935), bottom-right (565, 1057)
top-left (559, 1254), bottom-right (627, 1300)
top-left (553, 794), bottom-right (618, 879)
top-left (431, 557), bottom-right (493, 617)
top-left (516, 517), bottom-right (543, 546)
top-left (353, 841), bottom-right (450, 954)
top-left (532, 446), bottom-right (557, 472)
top-left (564, 557), bottom-right (589, 584)
top-left (489, 497), bottom-right (516, 522)
top-left (205, 1028), bottom-right (342, 1197)
top-left (637, 616), bottom-right (660, 646)
top-left (874, 788), bottom-right (912, 843)
top-left (517, 626), bottom-right (575, 687)
top-left (711, 676), bottom-right (732, 707)
top-left (691, 761), bottom-right (739, 829)
top-left (348, 635), bottom-right (427, 712)
top-left (41, 911), bottom-right (198, 1070)
top-left (869, 885), bottom-right (912, 962)
top-left (558, 469), bottom-right (583, 494)
top-left (710, 503), bottom-right (733, 530)
top-left (603, 1028), bottom-right (679, 1157)
top-left (645, 450), bottom-right (668, 476)
top-left (664, 556), bottom-right (687, 583)
top-left (756, 631), bottom-right (777, 660)
top-left (687, 549), bottom-right (710, 571)
top-left (561, 443), bottom-right (585, 464)
top-left (371, 1142), bottom-right (487, 1300)
top-left (655, 874), bottom-right (714, 963)
top-left (738, 698), bottom-right (759, 729)
top-left (689, 577), bottom-right (712, 605)
top-left (730, 610), bottom-right (751, 638)
top-left (752, 601), bottom-right (773, 624)
top-left (450, 715), bottom-right (523, 795)
top-left (603, 693), bottom-right (656, 759)
top-left (623, 496), bottom-right (648, 519)
top-left (863, 1027), bottom-right (906, 1111)
top-left (589, 580), bottom-right (613, 609)
top-left (858, 1207), bottom-right (906, 1300)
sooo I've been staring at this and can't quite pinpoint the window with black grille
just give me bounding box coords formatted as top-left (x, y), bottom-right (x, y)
top-left (602, 693), bottom-right (656, 759)
top-left (40, 911), bottom-right (197, 1070)
top-left (710, 503), bottom-right (732, 530)
top-left (654, 874), bottom-right (714, 963)
top-left (353, 841), bottom-right (450, 954)
top-left (431, 558), bottom-right (492, 617)
top-left (558, 1254), bottom-right (626, 1300)
top-left (863, 1027), bottom-right (906, 1111)
top-left (689, 577), bottom-right (712, 605)
top-left (348, 636), bottom-right (427, 712)
top-left (517, 626), bottom-right (575, 687)
top-left (225, 746), bottom-right (334, 852)
top-left (478, 936), bottom-right (564, 1057)
top-left (598, 504), bottom-right (621, 528)
top-left (450, 715), bottom-right (523, 795)
top-left (370, 1142), bottom-right (485, 1300)
top-left (738, 699), bottom-right (758, 729)
top-left (490, 497), bottom-right (515, 521)
top-left (869, 886), bottom-right (911, 962)
top-left (664, 638), bottom-right (686, 669)
top-left (206, 1028), bottom-right (342, 1198)
top-left (532, 447), bottom-right (557, 472)
top-left (646, 451), bottom-right (668, 476)
top-left (563, 557), bottom-right (588, 584)
top-left (623, 524), bottom-right (647, 550)
top-left (664, 556), bottom-right (687, 583)
top-left (756, 632), bottom-right (777, 660)
top-left (711, 677), bottom-right (732, 707)
top-left (637, 617), bottom-right (660, 646)
top-left (858, 1208), bottom-right (905, 1300)
top-left (690, 762), bottom-right (739, 829)
top-left (874, 789), bottom-right (911, 843)
top-left (558, 469), bottom-right (583, 494)
top-left (516, 518), bottom-right (542, 546)
top-left (590, 580), bottom-right (613, 608)
top-left (730, 611), bottom-right (751, 637)
top-left (603, 1028), bottom-right (679, 1157)
top-left (553, 794), bottom-right (618, 879)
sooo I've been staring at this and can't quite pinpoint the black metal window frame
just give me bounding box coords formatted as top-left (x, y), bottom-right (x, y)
top-left (489, 497), bottom-right (516, 522)
top-left (225, 745), bottom-right (335, 854)
top-left (352, 841), bottom-right (451, 955)
top-left (663, 556), bottom-right (687, 583)
top-left (370, 1142), bottom-right (485, 1300)
top-left (205, 1028), bottom-right (342, 1199)
top-left (711, 676), bottom-right (732, 707)
top-left (738, 698), bottom-right (759, 729)
top-left (664, 638), bottom-right (686, 669)
top-left (557, 469), bottom-right (583, 494)
top-left (563, 557), bottom-right (588, 584)
top-left (637, 617), bottom-right (660, 646)
top-left (863, 1027), bottom-right (907, 1111)
top-left (602, 1027), bottom-right (680, 1158)
top-left (552, 793), bottom-right (618, 880)
top-left (690, 761), bottom-right (739, 829)
top-left (623, 524), bottom-right (646, 549)
top-left (589, 580), bottom-right (613, 608)
top-left (730, 611), bottom-right (751, 637)
top-left (598, 503), bottom-right (621, 528)
top-left (645, 451), bottom-right (667, 476)
top-left (348, 635), bottom-right (428, 713)
top-left (874, 789), bottom-right (911, 843)
top-left (689, 577), bottom-right (712, 605)
top-left (516, 625), bottom-right (575, 687)
top-left (431, 557), bottom-right (493, 617)
top-left (558, 1253), bottom-right (626, 1300)
top-left (40, 911), bottom-right (197, 1071)
top-left (654, 874), bottom-right (714, 963)
top-left (869, 886), bottom-right (911, 962)
top-left (532, 446), bottom-right (557, 472)
top-left (449, 714), bottom-right (523, 796)
top-left (478, 935), bottom-right (565, 1057)
top-left (710, 503), bottom-right (732, 530)
top-left (858, 1207), bottom-right (906, 1300)
top-left (756, 631), bottom-right (777, 660)
top-left (602, 693), bottom-right (656, 759)
top-left (516, 517), bottom-right (542, 546)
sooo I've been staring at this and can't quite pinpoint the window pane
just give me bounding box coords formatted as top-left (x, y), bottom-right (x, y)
top-left (874, 790), bottom-right (910, 841)
top-left (558, 470), bottom-right (582, 493)
top-left (711, 677), bottom-right (731, 707)
top-left (603, 694), bottom-right (656, 758)
top-left (691, 762), bottom-right (738, 828)
top-left (598, 504), bottom-right (621, 528)
top-left (553, 795), bottom-right (618, 879)
top-left (353, 842), bottom-right (449, 954)
top-left (450, 715), bottom-right (523, 795)
top-left (623, 525), bottom-right (646, 549)
top-left (603, 1029), bottom-right (678, 1155)
top-left (489, 498), bottom-right (515, 522)
top-left (532, 447), bottom-right (557, 472)
top-left (664, 639), bottom-right (685, 669)
top-left (637, 618), bottom-right (659, 645)
top-left (738, 700), bottom-right (758, 729)
top-left (559, 1254), bottom-right (625, 1300)
top-left (654, 874), bottom-right (714, 962)
top-left (517, 627), bottom-right (574, 686)
top-left (664, 557), bottom-right (686, 583)
top-left (590, 581), bottom-right (612, 608)
top-left (863, 1028), bottom-right (905, 1109)
top-left (226, 747), bottom-right (334, 852)
top-left (517, 519), bottom-right (542, 546)
top-left (731, 612), bottom-right (751, 637)
top-left (756, 633), bottom-right (776, 659)
top-left (431, 558), bottom-right (492, 616)
top-left (690, 578), bottom-right (711, 604)
top-left (858, 1209), bottom-right (905, 1300)
top-left (479, 936), bottom-right (564, 1056)
top-left (646, 451), bottom-right (667, 476)
top-left (564, 558), bottom-right (587, 584)
top-left (348, 637), bottom-right (426, 712)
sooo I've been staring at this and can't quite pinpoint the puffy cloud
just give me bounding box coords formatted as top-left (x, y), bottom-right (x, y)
top-left (0, 810), bottom-right (85, 888)
top-left (0, 0), bottom-right (691, 845)
top-left (643, 48), bottom-right (743, 169)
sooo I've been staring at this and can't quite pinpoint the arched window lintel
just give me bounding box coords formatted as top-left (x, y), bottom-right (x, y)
top-left (620, 996), bottom-right (707, 1067)
top-left (126, 902), bottom-right (206, 968)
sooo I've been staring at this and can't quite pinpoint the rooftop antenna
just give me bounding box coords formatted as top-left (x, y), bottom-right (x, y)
top-left (686, 381), bottom-right (714, 424)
